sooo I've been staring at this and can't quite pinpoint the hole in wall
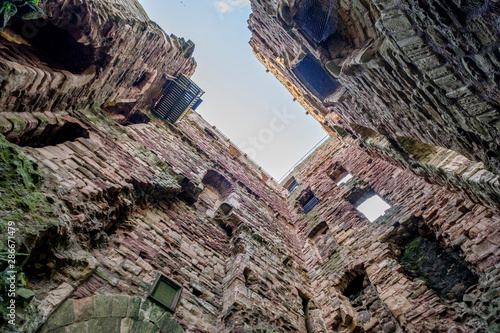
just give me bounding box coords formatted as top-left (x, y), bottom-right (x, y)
top-left (102, 102), bottom-right (150, 126)
top-left (8, 17), bottom-right (108, 74)
top-left (9, 119), bottom-right (90, 148)
top-left (356, 194), bottom-right (391, 222)
top-left (298, 290), bottom-right (313, 333)
top-left (400, 235), bottom-right (479, 302)
top-left (192, 287), bottom-right (202, 298)
top-left (384, 216), bottom-right (480, 302)
top-left (298, 189), bottom-right (320, 214)
top-left (339, 266), bottom-right (404, 331)
top-left (343, 273), bottom-right (367, 301)
top-left (307, 221), bottom-right (337, 261)
top-left (337, 174), bottom-right (353, 186)
top-left (133, 71), bottom-right (154, 91)
top-left (243, 267), bottom-right (254, 288)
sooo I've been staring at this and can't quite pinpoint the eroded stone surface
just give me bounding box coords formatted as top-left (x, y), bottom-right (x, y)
top-left (0, 1), bottom-right (499, 333)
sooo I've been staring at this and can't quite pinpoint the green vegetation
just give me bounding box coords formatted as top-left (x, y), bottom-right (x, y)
top-left (397, 136), bottom-right (438, 163)
top-left (0, 134), bottom-right (57, 231)
top-left (0, 134), bottom-right (58, 325)
top-left (0, 0), bottom-right (43, 30)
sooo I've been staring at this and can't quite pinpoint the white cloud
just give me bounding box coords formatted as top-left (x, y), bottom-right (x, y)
top-left (215, 0), bottom-right (250, 13)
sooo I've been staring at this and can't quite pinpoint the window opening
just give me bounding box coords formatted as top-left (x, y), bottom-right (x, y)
top-left (292, 53), bottom-right (340, 99)
top-left (356, 195), bottom-right (391, 222)
top-left (284, 176), bottom-right (299, 193)
top-left (303, 195), bottom-right (319, 214)
top-left (152, 74), bottom-right (204, 123)
top-left (204, 128), bottom-right (217, 140)
top-left (337, 173), bottom-right (353, 186)
top-left (148, 274), bottom-right (183, 313)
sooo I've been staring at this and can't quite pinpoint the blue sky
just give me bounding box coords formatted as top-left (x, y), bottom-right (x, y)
top-left (138, 0), bottom-right (326, 180)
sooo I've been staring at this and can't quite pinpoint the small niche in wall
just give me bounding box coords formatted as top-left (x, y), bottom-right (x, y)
top-left (202, 170), bottom-right (234, 200)
top-left (148, 274), bottom-right (183, 313)
top-left (133, 71), bottom-right (154, 92)
top-left (7, 117), bottom-right (90, 148)
top-left (307, 221), bottom-right (336, 261)
top-left (204, 128), bottom-right (217, 140)
top-left (243, 267), bottom-right (255, 288)
top-left (307, 221), bottom-right (328, 239)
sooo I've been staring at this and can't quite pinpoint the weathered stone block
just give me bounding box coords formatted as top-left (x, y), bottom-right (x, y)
top-left (46, 299), bottom-right (75, 331)
top-left (88, 318), bottom-right (121, 333)
top-left (434, 74), bottom-right (466, 92)
top-left (94, 295), bottom-right (114, 318)
top-left (74, 297), bottom-right (94, 322)
top-left (382, 14), bottom-right (414, 33)
top-left (112, 295), bottom-right (129, 318)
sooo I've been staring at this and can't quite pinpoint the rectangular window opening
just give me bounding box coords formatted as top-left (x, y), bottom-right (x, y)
top-left (284, 176), bottom-right (299, 193)
top-left (303, 195), bottom-right (319, 214)
top-left (356, 194), bottom-right (391, 222)
top-left (148, 274), bottom-right (183, 313)
top-left (337, 173), bottom-right (353, 186)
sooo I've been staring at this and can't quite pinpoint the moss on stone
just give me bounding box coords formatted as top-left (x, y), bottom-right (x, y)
top-left (397, 136), bottom-right (438, 163)
top-left (0, 134), bottom-right (58, 237)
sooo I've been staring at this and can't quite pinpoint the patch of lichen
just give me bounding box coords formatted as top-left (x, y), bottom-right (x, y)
top-left (397, 136), bottom-right (438, 163)
top-left (0, 134), bottom-right (58, 242)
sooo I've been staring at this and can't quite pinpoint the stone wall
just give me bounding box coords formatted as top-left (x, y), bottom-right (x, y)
top-left (248, 0), bottom-right (500, 202)
top-left (0, 0), bottom-right (499, 333)
top-left (284, 137), bottom-right (500, 332)
top-left (0, 0), bottom-right (196, 122)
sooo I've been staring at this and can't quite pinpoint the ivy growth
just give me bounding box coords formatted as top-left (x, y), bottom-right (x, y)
top-left (0, 0), bottom-right (44, 30)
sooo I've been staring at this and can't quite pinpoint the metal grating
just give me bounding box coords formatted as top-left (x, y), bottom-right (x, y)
top-left (303, 195), bottom-right (319, 214)
top-left (152, 75), bottom-right (204, 123)
top-left (296, 0), bottom-right (340, 43)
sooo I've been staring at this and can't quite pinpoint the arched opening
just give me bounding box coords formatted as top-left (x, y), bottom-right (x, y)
top-left (201, 170), bottom-right (234, 200)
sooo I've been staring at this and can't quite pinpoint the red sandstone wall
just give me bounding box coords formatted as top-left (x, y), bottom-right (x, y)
top-left (285, 137), bottom-right (499, 332)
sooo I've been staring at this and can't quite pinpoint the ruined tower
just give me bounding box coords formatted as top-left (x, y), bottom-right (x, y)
top-left (0, 0), bottom-right (499, 333)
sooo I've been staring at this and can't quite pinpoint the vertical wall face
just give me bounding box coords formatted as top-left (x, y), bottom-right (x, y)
top-left (0, 0), bottom-right (196, 125)
top-left (248, 0), bottom-right (500, 209)
top-left (0, 1), bottom-right (310, 332)
top-left (1, 1), bottom-right (500, 333)
top-left (284, 137), bottom-right (500, 333)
